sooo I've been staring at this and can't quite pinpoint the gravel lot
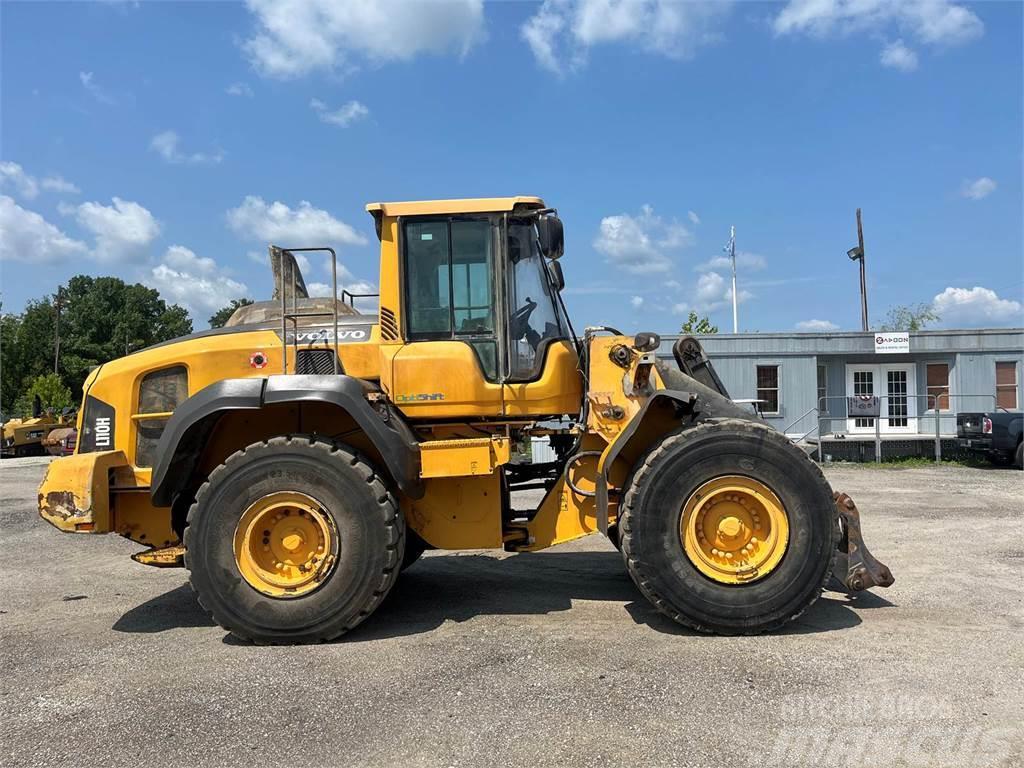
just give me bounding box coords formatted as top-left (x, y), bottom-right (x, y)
top-left (1, 458), bottom-right (1021, 767)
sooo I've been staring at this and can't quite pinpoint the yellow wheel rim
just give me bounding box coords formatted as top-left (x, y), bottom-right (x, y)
top-left (679, 475), bottom-right (789, 585)
top-left (233, 491), bottom-right (338, 598)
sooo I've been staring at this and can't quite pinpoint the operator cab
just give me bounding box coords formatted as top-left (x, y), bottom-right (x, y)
top-left (368, 198), bottom-right (581, 419)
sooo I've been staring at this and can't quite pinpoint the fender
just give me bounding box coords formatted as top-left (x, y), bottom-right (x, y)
top-left (150, 375), bottom-right (423, 507)
top-left (594, 364), bottom-right (760, 535)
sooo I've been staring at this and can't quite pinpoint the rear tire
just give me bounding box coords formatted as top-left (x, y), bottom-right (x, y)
top-left (620, 419), bottom-right (837, 635)
top-left (184, 435), bottom-right (404, 644)
top-left (1015, 441), bottom-right (1023, 470)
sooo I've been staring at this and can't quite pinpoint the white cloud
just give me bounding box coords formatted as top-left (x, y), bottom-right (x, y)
top-left (79, 71), bottom-right (115, 104)
top-left (0, 162), bottom-right (40, 199)
top-left (40, 175), bottom-right (80, 195)
top-left (773, 0), bottom-right (983, 46)
top-left (521, 0), bottom-right (731, 74)
top-left (226, 196), bottom-right (368, 246)
top-left (67, 197), bottom-right (161, 262)
top-left (688, 210), bottom-right (701, 225)
top-left (696, 271), bottom-right (726, 305)
top-left (307, 277), bottom-right (379, 312)
top-left (226, 82), bottom-right (254, 97)
top-left (689, 270), bottom-right (752, 312)
top-left (0, 196), bottom-right (89, 263)
top-left (630, 295), bottom-right (644, 309)
top-left (593, 204), bottom-right (691, 274)
top-left (932, 287), bottom-right (1023, 327)
top-left (695, 250), bottom-right (767, 272)
top-left (0, 163), bottom-right (80, 199)
top-left (310, 98), bottom-right (369, 128)
top-left (150, 130), bottom-right (224, 165)
top-left (243, 0), bottom-right (485, 78)
top-left (796, 319), bottom-right (840, 331)
top-left (960, 177), bottom-right (996, 200)
top-left (880, 39), bottom-right (918, 71)
top-left (148, 245), bottom-right (249, 320)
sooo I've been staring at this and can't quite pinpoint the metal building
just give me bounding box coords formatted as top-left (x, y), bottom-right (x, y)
top-left (657, 328), bottom-right (1024, 460)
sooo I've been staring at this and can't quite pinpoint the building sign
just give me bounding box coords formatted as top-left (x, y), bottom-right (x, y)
top-left (874, 332), bottom-right (910, 354)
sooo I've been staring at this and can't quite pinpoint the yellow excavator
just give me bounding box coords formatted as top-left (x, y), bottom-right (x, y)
top-left (38, 197), bottom-right (892, 643)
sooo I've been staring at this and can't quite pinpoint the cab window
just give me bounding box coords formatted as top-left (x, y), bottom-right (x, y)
top-left (404, 218), bottom-right (495, 338)
top-left (403, 218), bottom-right (498, 379)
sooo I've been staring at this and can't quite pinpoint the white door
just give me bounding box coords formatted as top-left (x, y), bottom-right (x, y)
top-left (846, 364), bottom-right (917, 433)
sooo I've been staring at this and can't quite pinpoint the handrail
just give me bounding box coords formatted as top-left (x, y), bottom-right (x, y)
top-left (274, 245), bottom-right (341, 376)
top-left (782, 405), bottom-right (819, 436)
top-left (810, 392), bottom-right (1002, 464)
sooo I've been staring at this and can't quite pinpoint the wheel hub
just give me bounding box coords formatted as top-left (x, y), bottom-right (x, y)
top-left (679, 476), bottom-right (789, 584)
top-left (233, 491), bottom-right (339, 598)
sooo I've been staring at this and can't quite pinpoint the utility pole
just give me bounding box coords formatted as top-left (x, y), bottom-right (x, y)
top-left (847, 209), bottom-right (869, 332)
top-left (53, 286), bottom-right (62, 374)
top-left (856, 209), bottom-right (868, 331)
top-left (729, 225), bottom-right (738, 334)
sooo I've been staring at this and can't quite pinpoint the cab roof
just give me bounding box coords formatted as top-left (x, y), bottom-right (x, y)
top-left (366, 197), bottom-right (545, 218)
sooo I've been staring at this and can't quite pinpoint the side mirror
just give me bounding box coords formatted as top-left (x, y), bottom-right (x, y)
top-left (537, 215), bottom-right (564, 259)
top-left (547, 260), bottom-right (565, 292)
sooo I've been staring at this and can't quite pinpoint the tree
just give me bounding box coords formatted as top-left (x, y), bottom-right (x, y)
top-left (209, 298), bottom-right (255, 329)
top-left (0, 276), bottom-right (193, 414)
top-left (878, 303), bottom-right (939, 332)
top-left (680, 311), bottom-right (719, 335)
top-left (24, 373), bottom-right (72, 415)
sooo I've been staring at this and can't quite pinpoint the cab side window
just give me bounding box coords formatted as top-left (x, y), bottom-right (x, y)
top-left (404, 218), bottom-right (495, 339)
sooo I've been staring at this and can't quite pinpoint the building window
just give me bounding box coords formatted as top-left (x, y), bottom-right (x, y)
top-left (996, 361), bottom-right (1018, 409)
top-left (756, 365), bottom-right (780, 414)
top-left (816, 364), bottom-right (827, 409)
top-left (926, 363), bottom-right (949, 410)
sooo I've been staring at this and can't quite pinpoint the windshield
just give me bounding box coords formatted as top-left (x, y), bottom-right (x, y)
top-left (507, 221), bottom-right (564, 380)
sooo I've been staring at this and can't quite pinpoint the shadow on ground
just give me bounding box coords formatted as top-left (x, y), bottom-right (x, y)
top-left (114, 550), bottom-right (880, 641)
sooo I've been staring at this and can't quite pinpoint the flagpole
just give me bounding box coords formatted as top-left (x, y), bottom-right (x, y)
top-left (730, 225), bottom-right (738, 333)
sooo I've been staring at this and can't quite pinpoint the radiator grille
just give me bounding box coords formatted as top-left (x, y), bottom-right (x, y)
top-left (380, 306), bottom-right (399, 340)
top-left (296, 349), bottom-right (339, 375)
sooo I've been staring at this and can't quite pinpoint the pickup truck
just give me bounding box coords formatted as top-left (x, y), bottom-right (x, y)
top-left (957, 411), bottom-right (1023, 468)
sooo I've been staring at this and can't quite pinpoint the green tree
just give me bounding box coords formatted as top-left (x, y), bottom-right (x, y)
top-left (25, 373), bottom-right (72, 414)
top-left (680, 311), bottom-right (719, 335)
top-left (0, 276), bottom-right (192, 414)
top-left (57, 276), bottom-right (192, 394)
top-left (209, 297), bottom-right (254, 329)
top-left (878, 303), bottom-right (939, 332)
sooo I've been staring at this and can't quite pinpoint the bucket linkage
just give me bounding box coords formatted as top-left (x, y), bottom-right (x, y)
top-left (830, 492), bottom-right (895, 592)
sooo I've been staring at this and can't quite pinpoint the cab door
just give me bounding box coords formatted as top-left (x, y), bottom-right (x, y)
top-left (501, 218), bottom-right (583, 418)
top-left (388, 216), bottom-right (505, 419)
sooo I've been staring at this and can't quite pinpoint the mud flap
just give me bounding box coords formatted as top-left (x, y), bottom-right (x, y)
top-left (830, 492), bottom-right (895, 592)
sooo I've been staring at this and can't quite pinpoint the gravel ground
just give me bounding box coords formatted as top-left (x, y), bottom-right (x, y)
top-left (1, 459), bottom-right (1021, 767)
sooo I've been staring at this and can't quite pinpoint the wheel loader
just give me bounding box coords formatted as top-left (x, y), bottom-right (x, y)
top-left (38, 197), bottom-right (893, 643)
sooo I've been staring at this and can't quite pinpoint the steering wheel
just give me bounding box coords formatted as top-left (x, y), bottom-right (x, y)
top-left (510, 297), bottom-right (537, 340)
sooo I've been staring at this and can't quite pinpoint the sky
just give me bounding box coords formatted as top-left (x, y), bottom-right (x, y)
top-left (1, 0), bottom-right (1022, 333)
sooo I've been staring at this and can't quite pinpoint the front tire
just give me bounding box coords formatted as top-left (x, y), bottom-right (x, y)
top-left (184, 435), bottom-right (404, 644)
top-left (620, 419), bottom-right (837, 635)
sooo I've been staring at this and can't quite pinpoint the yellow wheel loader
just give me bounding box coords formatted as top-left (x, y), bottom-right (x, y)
top-left (38, 197), bottom-right (893, 643)
top-left (3, 399), bottom-right (66, 458)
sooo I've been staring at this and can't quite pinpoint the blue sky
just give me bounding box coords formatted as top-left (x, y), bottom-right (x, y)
top-left (2, 0), bottom-right (1022, 332)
